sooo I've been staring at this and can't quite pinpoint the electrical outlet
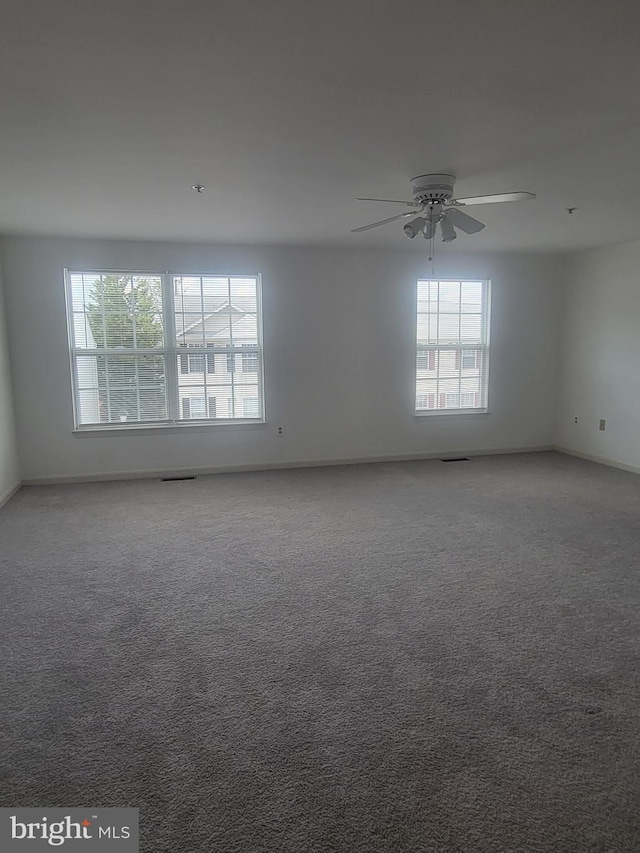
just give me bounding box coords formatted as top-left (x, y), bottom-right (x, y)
top-left (599, 419), bottom-right (606, 431)
top-left (277, 426), bottom-right (284, 436)
top-left (574, 417), bottom-right (579, 424)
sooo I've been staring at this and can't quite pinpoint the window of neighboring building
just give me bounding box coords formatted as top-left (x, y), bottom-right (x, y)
top-left (415, 279), bottom-right (490, 414)
top-left (461, 349), bottom-right (480, 370)
top-left (179, 344), bottom-right (216, 375)
top-left (188, 352), bottom-right (205, 374)
top-left (225, 345), bottom-right (258, 374)
top-left (182, 396), bottom-right (207, 419)
top-left (445, 392), bottom-right (477, 409)
top-left (241, 348), bottom-right (259, 373)
top-left (416, 393), bottom-right (436, 411)
top-left (67, 271), bottom-right (264, 428)
top-left (180, 344), bottom-right (208, 373)
top-left (242, 397), bottom-right (260, 418)
top-left (416, 350), bottom-right (436, 371)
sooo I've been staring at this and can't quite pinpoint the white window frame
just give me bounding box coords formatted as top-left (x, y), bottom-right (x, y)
top-left (65, 269), bottom-right (265, 431)
top-left (415, 278), bottom-right (491, 416)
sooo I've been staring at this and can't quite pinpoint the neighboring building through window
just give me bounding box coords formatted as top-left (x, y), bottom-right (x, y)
top-left (67, 271), bottom-right (264, 427)
top-left (242, 396), bottom-right (260, 418)
top-left (225, 345), bottom-right (258, 374)
top-left (415, 279), bottom-right (490, 413)
top-left (416, 393), bottom-right (436, 411)
top-left (242, 348), bottom-right (259, 373)
top-left (461, 349), bottom-right (480, 370)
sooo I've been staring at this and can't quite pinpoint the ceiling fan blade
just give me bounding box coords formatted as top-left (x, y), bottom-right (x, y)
top-left (356, 197), bottom-right (421, 206)
top-left (445, 207), bottom-right (486, 234)
top-left (351, 211), bottom-right (416, 233)
top-left (450, 191), bottom-right (536, 206)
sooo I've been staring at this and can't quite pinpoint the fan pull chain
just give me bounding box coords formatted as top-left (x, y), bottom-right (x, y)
top-left (427, 208), bottom-right (436, 275)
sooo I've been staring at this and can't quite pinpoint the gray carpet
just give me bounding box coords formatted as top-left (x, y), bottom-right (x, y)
top-left (1, 451), bottom-right (639, 852)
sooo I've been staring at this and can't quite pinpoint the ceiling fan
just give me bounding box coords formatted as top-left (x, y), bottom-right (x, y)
top-left (352, 174), bottom-right (536, 242)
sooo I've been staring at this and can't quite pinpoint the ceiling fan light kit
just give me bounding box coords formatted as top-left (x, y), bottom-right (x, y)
top-left (439, 215), bottom-right (457, 243)
top-left (403, 217), bottom-right (427, 238)
top-left (353, 173), bottom-right (536, 243)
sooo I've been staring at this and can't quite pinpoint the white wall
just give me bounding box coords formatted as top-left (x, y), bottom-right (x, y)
top-left (0, 255), bottom-right (20, 503)
top-left (1, 236), bottom-right (563, 482)
top-left (556, 240), bottom-right (640, 471)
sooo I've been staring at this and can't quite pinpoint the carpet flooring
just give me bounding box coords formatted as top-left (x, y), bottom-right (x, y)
top-left (1, 451), bottom-right (639, 852)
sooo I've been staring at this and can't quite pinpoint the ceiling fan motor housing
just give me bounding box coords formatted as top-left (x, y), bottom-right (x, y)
top-left (410, 174), bottom-right (455, 205)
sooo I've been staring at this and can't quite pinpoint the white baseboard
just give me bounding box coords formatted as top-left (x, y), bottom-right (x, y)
top-left (553, 445), bottom-right (640, 476)
top-left (22, 445), bottom-right (553, 486)
top-left (0, 480), bottom-right (21, 509)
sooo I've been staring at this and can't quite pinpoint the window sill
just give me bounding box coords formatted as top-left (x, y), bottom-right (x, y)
top-left (414, 409), bottom-right (490, 419)
top-left (73, 420), bottom-right (267, 437)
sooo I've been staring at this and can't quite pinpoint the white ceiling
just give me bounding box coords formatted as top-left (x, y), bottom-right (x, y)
top-left (2, 0), bottom-right (640, 252)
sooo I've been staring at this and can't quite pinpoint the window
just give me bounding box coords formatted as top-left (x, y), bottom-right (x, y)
top-left (445, 392), bottom-right (478, 409)
top-left (182, 396), bottom-right (206, 419)
top-left (461, 349), bottom-right (479, 370)
top-left (416, 393), bottom-right (436, 411)
top-left (67, 271), bottom-right (264, 428)
top-left (181, 395), bottom-right (218, 420)
top-left (416, 350), bottom-right (436, 371)
top-left (189, 353), bottom-right (205, 373)
top-left (416, 279), bottom-right (490, 414)
top-left (225, 346), bottom-right (257, 374)
top-left (242, 397), bottom-right (260, 418)
top-left (241, 347), bottom-right (259, 374)
top-left (179, 344), bottom-right (215, 375)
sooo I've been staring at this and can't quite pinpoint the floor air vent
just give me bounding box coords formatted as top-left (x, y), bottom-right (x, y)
top-left (440, 457), bottom-right (470, 463)
top-left (161, 475), bottom-right (197, 482)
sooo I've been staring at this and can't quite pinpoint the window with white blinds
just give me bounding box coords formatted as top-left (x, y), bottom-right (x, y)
top-left (66, 271), bottom-right (264, 428)
top-left (416, 279), bottom-right (490, 414)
